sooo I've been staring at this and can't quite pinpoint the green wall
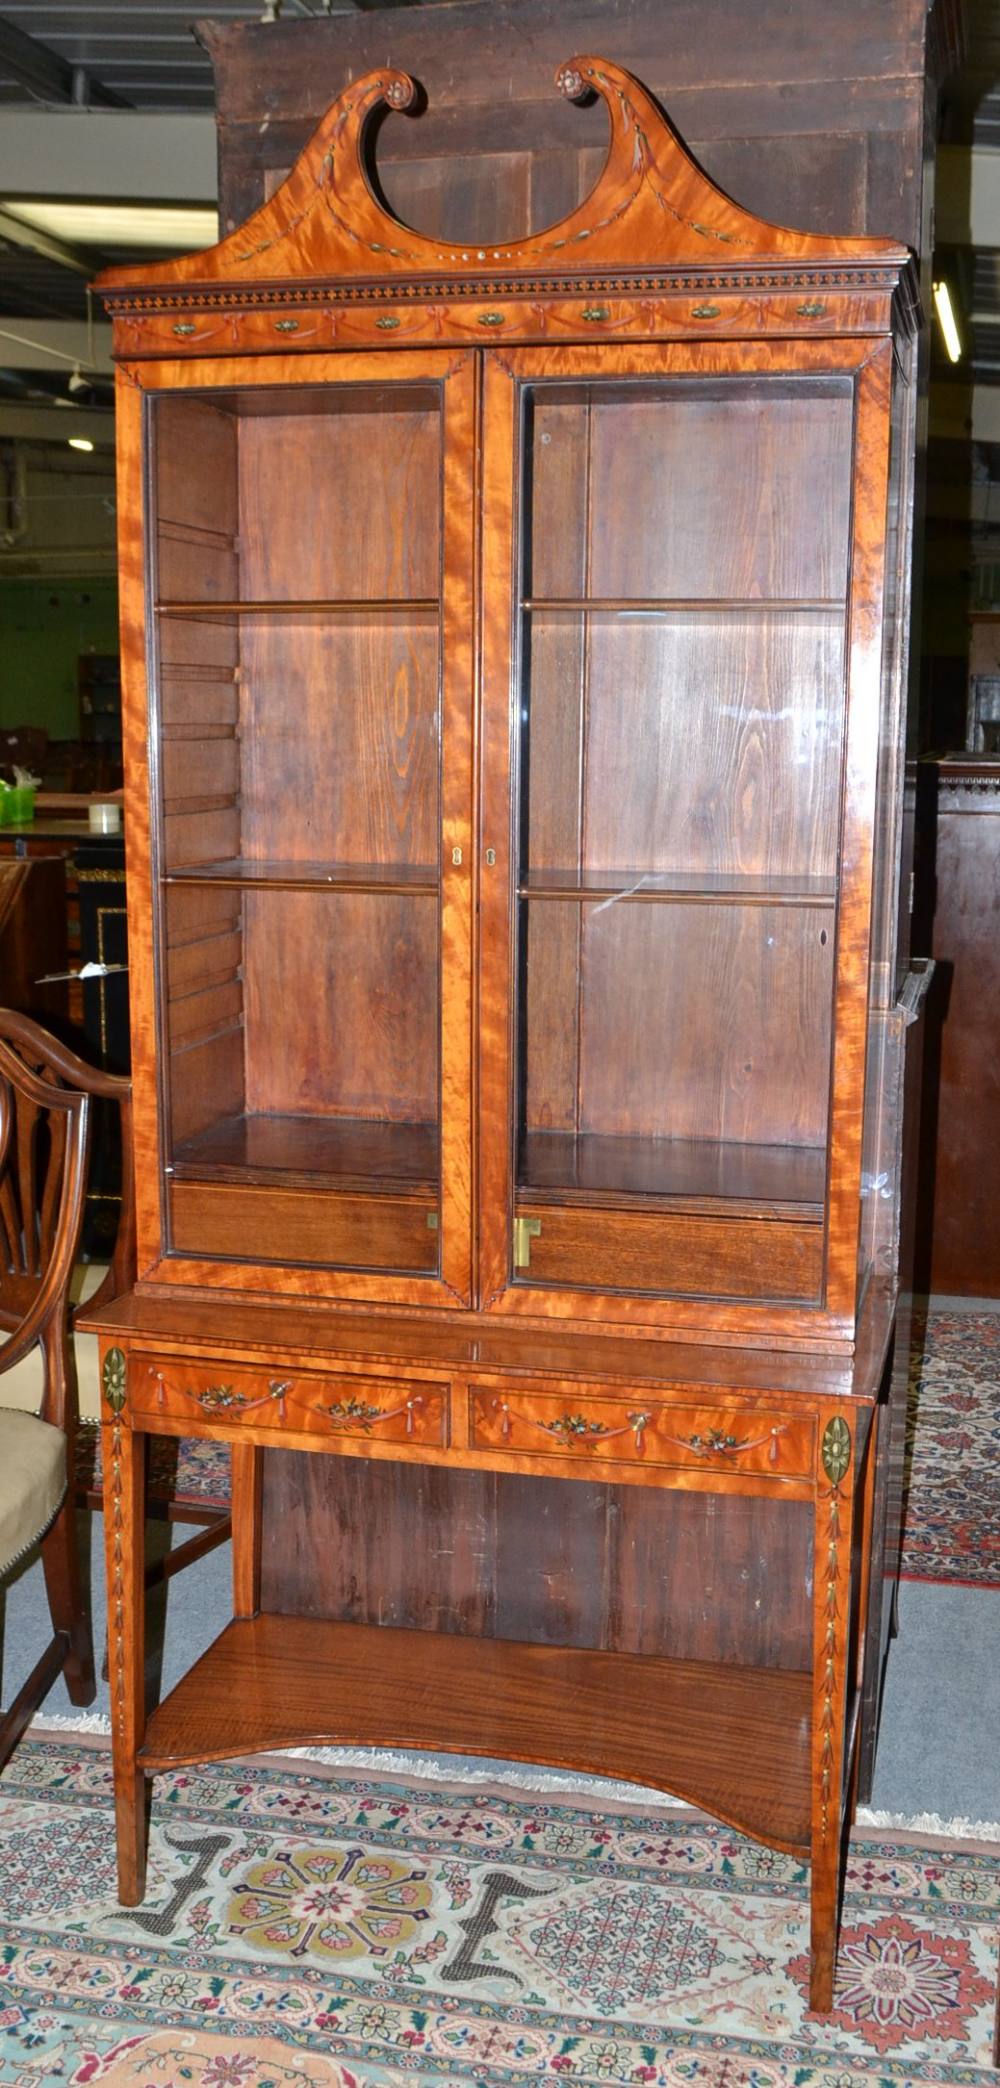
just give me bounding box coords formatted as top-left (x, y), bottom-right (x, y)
top-left (0, 578), bottom-right (119, 740)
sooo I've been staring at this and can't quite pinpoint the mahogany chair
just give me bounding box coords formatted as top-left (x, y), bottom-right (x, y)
top-left (0, 1009), bottom-right (133, 1767)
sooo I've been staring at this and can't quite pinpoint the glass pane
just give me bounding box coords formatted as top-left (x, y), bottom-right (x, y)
top-left (513, 374), bottom-right (853, 1301)
top-left (150, 383), bottom-right (443, 1275)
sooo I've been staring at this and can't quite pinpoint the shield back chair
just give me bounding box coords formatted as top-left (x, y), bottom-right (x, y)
top-left (0, 1008), bottom-right (134, 1768)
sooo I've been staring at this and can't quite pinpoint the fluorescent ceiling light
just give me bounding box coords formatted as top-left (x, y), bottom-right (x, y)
top-left (68, 436), bottom-right (95, 452)
top-left (2, 202), bottom-right (218, 250)
top-left (933, 280), bottom-right (962, 363)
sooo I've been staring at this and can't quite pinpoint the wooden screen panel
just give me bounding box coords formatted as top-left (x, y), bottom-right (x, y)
top-left (522, 898), bottom-right (833, 1148)
top-left (238, 618), bottom-right (439, 868)
top-left (242, 888), bottom-right (438, 1122)
top-left (527, 381), bottom-right (853, 603)
top-left (237, 394), bottom-right (441, 602)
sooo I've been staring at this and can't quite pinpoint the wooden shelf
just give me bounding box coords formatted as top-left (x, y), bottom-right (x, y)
top-left (171, 1111), bottom-right (438, 1194)
top-left (521, 596), bottom-right (843, 615)
top-left (155, 598), bottom-right (438, 618)
top-left (518, 1131), bottom-right (826, 1219)
top-left (164, 859), bottom-right (439, 895)
top-left (138, 1613), bottom-right (812, 1855)
top-left (519, 869), bottom-right (836, 908)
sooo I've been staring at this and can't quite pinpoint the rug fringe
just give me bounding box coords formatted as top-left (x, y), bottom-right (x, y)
top-left (27, 1715), bottom-right (1000, 1840)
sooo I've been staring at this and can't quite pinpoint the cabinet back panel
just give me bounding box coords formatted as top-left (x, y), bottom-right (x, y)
top-left (242, 889), bottom-right (438, 1121)
top-left (527, 383), bottom-right (853, 602)
top-left (238, 403), bottom-right (441, 602)
top-left (238, 621), bottom-right (439, 867)
top-left (542, 900), bottom-right (833, 1147)
top-left (578, 615), bottom-right (845, 881)
top-left (258, 1453), bottom-right (812, 1669)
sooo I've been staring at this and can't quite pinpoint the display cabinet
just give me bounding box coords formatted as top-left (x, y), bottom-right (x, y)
top-left (85, 55), bottom-right (922, 2013)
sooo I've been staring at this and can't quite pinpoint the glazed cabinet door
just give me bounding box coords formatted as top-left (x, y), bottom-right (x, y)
top-left (478, 340), bottom-right (893, 1334)
top-left (119, 350), bottom-right (476, 1305)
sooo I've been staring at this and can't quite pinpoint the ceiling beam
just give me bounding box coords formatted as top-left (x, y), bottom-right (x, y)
top-left (0, 15), bottom-right (131, 110)
top-left (0, 112), bottom-right (217, 203)
top-left (0, 203), bottom-right (89, 273)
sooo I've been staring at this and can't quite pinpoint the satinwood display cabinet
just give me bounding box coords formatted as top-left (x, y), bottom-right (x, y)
top-left (85, 56), bottom-right (928, 2011)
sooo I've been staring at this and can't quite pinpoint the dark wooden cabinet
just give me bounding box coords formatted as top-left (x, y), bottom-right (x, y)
top-left (85, 54), bottom-right (924, 2012)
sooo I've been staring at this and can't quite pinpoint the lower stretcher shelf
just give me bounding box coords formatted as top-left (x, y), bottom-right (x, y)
top-left (139, 1612), bottom-right (812, 1855)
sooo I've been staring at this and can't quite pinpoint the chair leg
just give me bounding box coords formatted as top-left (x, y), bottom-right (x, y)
top-left (41, 1498), bottom-right (95, 1707)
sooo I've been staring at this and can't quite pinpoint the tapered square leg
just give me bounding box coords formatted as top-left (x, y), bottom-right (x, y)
top-left (101, 1348), bottom-right (148, 1905)
top-left (809, 1410), bottom-right (859, 2014)
top-left (231, 1440), bottom-right (263, 1619)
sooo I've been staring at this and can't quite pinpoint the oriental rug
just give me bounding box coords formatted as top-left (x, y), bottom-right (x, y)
top-left (74, 1306), bottom-right (1000, 1588)
top-left (0, 1738), bottom-right (998, 2087)
top-left (904, 1309), bottom-right (1000, 1588)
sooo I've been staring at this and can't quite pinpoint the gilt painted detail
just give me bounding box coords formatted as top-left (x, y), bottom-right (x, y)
top-left (194, 1385), bottom-right (248, 1412)
top-left (102, 1346), bottom-right (127, 1415)
top-left (821, 1416), bottom-right (852, 1486)
top-left (325, 1394), bottom-right (426, 1436)
top-left (152, 1373), bottom-right (292, 1418)
top-left (819, 1485), bottom-right (842, 1840)
top-left (665, 1424), bottom-right (788, 1466)
top-left (490, 1400), bottom-right (651, 1449)
top-left (102, 1347), bottom-right (128, 1739)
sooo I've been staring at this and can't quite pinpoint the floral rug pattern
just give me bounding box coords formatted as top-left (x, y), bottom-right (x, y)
top-left (0, 1741), bottom-right (997, 2086)
top-left (904, 1310), bottom-right (1000, 1587)
top-left (75, 1309), bottom-right (1000, 1587)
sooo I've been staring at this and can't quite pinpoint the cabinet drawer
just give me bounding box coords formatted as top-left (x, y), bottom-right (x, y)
top-left (513, 1204), bottom-right (823, 1304)
top-left (469, 1386), bottom-right (814, 1478)
top-left (131, 1355), bottom-right (449, 1447)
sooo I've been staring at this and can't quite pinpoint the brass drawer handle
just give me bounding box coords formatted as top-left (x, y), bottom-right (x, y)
top-left (477, 311), bottom-right (506, 327)
top-left (274, 318), bottom-right (300, 333)
top-left (797, 300), bottom-right (826, 318)
top-left (581, 305), bottom-right (611, 322)
top-left (325, 1394), bottom-right (426, 1436)
top-left (691, 303), bottom-right (721, 319)
top-left (172, 322), bottom-right (197, 337)
top-left (375, 314), bottom-right (401, 330)
top-left (491, 1399), bottom-right (651, 1449)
